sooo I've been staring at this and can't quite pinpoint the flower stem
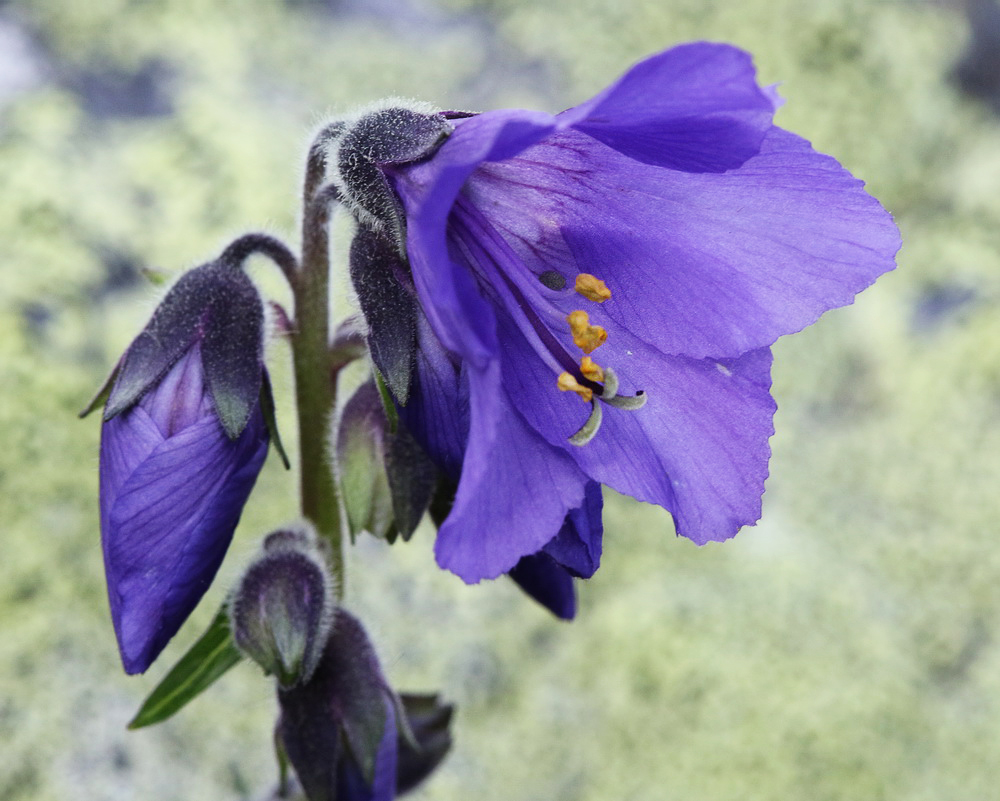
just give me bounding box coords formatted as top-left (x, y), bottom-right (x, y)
top-left (293, 135), bottom-right (344, 595)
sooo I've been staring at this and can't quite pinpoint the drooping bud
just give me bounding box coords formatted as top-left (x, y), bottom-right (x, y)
top-left (337, 380), bottom-right (437, 544)
top-left (230, 524), bottom-right (334, 688)
top-left (92, 239), bottom-right (287, 674)
top-left (278, 609), bottom-right (399, 801)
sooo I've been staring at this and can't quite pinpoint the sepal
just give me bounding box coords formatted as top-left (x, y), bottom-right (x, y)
top-left (260, 371), bottom-right (290, 469)
top-left (395, 693), bottom-right (454, 795)
top-left (103, 259), bottom-right (265, 440)
top-left (349, 227), bottom-right (418, 404)
top-left (333, 105), bottom-right (452, 253)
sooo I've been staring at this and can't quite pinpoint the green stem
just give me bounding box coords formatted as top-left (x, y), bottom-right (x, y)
top-left (293, 139), bottom-right (344, 594)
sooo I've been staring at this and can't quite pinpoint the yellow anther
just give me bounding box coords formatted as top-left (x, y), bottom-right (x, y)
top-left (579, 356), bottom-right (604, 383)
top-left (575, 273), bottom-right (612, 302)
top-left (557, 372), bottom-right (594, 403)
top-left (567, 310), bottom-right (608, 354)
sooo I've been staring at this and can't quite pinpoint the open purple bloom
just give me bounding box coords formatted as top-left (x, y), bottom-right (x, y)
top-left (338, 42), bottom-right (900, 585)
top-left (98, 258), bottom-right (271, 673)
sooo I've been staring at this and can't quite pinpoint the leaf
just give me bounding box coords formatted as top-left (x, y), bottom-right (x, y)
top-left (127, 606), bottom-right (243, 729)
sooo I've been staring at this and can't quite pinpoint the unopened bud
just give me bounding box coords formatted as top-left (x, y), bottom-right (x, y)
top-left (229, 525), bottom-right (334, 688)
top-left (337, 380), bottom-right (437, 544)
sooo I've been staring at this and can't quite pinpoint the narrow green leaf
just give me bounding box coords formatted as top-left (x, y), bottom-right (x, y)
top-left (127, 606), bottom-right (243, 729)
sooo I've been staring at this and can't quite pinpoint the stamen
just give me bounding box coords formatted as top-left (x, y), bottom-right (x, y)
top-left (575, 273), bottom-right (612, 302)
top-left (557, 371), bottom-right (593, 403)
top-left (567, 310), bottom-right (607, 354)
top-left (568, 399), bottom-right (603, 446)
top-left (579, 356), bottom-right (604, 383)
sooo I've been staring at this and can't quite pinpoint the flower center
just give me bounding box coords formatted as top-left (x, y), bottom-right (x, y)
top-left (553, 273), bottom-right (646, 446)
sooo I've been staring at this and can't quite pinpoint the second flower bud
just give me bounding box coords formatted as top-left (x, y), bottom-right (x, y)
top-left (229, 524), bottom-right (334, 688)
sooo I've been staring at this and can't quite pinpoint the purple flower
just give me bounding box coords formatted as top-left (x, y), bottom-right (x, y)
top-left (98, 259), bottom-right (271, 673)
top-left (338, 43), bottom-right (900, 585)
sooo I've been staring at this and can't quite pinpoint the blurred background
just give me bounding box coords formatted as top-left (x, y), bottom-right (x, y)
top-left (2, 0), bottom-right (1000, 798)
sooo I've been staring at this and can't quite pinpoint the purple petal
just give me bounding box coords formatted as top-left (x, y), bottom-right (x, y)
top-left (395, 313), bottom-right (469, 479)
top-left (508, 552), bottom-right (576, 620)
top-left (433, 372), bottom-right (589, 582)
top-left (563, 43), bottom-right (776, 172)
top-left (458, 126), bottom-right (899, 361)
top-left (542, 481), bottom-right (603, 579)
top-left (389, 109), bottom-right (557, 369)
top-left (101, 402), bottom-right (268, 673)
top-left (495, 304), bottom-right (776, 543)
top-left (141, 344), bottom-right (212, 437)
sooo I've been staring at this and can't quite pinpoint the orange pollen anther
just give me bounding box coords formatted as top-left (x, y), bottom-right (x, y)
top-left (557, 372), bottom-right (593, 403)
top-left (567, 310), bottom-right (608, 354)
top-left (575, 273), bottom-right (612, 302)
top-left (579, 356), bottom-right (605, 383)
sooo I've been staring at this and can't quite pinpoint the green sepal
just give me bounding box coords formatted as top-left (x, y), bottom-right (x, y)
top-left (338, 381), bottom-right (394, 543)
top-left (385, 422), bottom-right (437, 543)
top-left (373, 369), bottom-right (398, 434)
top-left (78, 360), bottom-right (121, 419)
top-left (139, 266), bottom-right (170, 286)
top-left (259, 371), bottom-right (290, 470)
top-left (127, 605), bottom-right (242, 729)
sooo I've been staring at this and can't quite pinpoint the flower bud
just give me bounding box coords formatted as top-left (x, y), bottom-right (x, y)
top-left (95, 253), bottom-right (274, 674)
top-left (337, 380), bottom-right (437, 544)
top-left (278, 609), bottom-right (398, 801)
top-left (230, 525), bottom-right (333, 688)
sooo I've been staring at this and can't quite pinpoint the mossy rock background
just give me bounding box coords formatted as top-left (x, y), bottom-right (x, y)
top-left (2, 1), bottom-right (999, 799)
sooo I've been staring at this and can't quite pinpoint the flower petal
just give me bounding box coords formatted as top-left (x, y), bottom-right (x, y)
top-left (508, 483), bottom-right (603, 619)
top-left (508, 552), bottom-right (576, 620)
top-left (563, 42), bottom-right (776, 172)
top-left (496, 300), bottom-right (776, 543)
top-left (542, 481), bottom-right (603, 578)
top-left (103, 407), bottom-right (268, 673)
top-left (390, 108), bottom-right (557, 369)
top-left (459, 126), bottom-right (899, 360)
top-left (434, 376), bottom-right (588, 582)
top-left (395, 313), bottom-right (468, 479)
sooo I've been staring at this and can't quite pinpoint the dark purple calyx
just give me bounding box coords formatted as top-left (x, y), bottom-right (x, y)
top-left (229, 536), bottom-right (333, 688)
top-left (103, 258), bottom-right (265, 439)
top-left (348, 225), bottom-right (419, 404)
top-left (278, 609), bottom-right (394, 797)
top-left (333, 105), bottom-right (452, 255)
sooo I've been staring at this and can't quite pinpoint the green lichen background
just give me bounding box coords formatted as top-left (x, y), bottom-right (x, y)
top-left (2, 0), bottom-right (999, 799)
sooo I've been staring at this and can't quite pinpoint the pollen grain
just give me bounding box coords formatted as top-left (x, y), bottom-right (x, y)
top-left (557, 372), bottom-right (594, 403)
top-left (579, 356), bottom-right (604, 382)
top-left (567, 310), bottom-right (608, 354)
top-left (575, 273), bottom-right (612, 302)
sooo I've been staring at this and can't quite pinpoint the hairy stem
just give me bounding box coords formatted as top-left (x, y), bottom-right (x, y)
top-left (293, 133), bottom-right (345, 595)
